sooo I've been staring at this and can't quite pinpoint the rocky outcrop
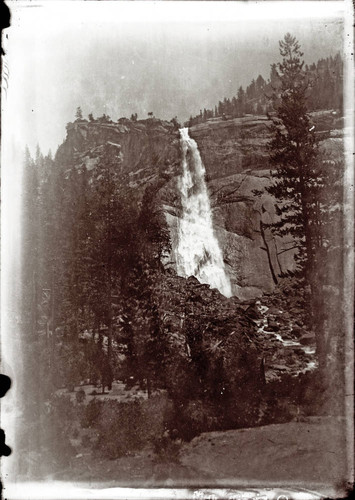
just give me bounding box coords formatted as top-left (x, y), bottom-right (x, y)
top-left (56, 118), bottom-right (182, 186)
top-left (180, 417), bottom-right (347, 487)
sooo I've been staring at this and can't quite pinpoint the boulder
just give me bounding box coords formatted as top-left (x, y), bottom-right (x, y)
top-left (291, 326), bottom-right (308, 338)
top-left (272, 364), bottom-right (289, 371)
top-left (266, 306), bottom-right (281, 316)
top-left (267, 319), bottom-right (279, 331)
top-left (293, 348), bottom-right (306, 356)
top-left (245, 303), bottom-right (262, 320)
top-left (299, 333), bottom-right (316, 346)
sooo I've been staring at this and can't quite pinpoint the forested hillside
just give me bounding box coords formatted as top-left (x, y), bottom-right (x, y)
top-left (187, 53), bottom-right (343, 126)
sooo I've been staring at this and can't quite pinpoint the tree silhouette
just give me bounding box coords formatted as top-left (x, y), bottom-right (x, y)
top-left (266, 33), bottom-right (341, 369)
top-left (75, 106), bottom-right (83, 120)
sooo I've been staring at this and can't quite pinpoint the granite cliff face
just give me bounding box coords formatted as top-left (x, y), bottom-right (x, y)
top-left (56, 118), bottom-right (181, 187)
top-left (59, 112), bottom-right (342, 300)
top-left (190, 115), bottom-right (271, 178)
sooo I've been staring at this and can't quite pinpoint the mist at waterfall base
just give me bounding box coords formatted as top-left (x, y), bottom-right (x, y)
top-left (175, 128), bottom-right (232, 298)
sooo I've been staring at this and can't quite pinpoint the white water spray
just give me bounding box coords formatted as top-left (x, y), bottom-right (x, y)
top-left (175, 128), bottom-right (232, 298)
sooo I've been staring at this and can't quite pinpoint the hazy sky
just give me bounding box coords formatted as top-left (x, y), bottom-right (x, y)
top-left (3, 1), bottom-right (346, 155)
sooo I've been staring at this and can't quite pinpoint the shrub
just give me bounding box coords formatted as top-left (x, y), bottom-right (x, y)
top-left (77, 393), bottom-right (173, 460)
top-left (81, 433), bottom-right (92, 448)
top-left (142, 392), bottom-right (173, 441)
top-left (171, 399), bottom-right (218, 441)
top-left (76, 388), bottom-right (86, 404)
top-left (80, 399), bottom-right (104, 428)
top-left (152, 433), bottom-right (181, 463)
top-left (95, 400), bottom-right (147, 459)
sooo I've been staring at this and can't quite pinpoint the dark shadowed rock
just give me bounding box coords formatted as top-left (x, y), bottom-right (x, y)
top-left (292, 326), bottom-right (308, 338)
top-left (299, 333), bottom-right (316, 345)
top-left (267, 319), bottom-right (279, 331)
top-left (245, 303), bottom-right (263, 320)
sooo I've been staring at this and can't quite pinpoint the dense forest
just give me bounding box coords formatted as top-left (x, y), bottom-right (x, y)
top-left (20, 135), bottom-right (267, 474)
top-left (15, 36), bottom-right (346, 482)
top-left (186, 53), bottom-right (343, 126)
top-left (22, 141), bottom-right (172, 393)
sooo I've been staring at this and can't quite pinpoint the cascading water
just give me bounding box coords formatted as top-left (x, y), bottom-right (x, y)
top-left (175, 127), bottom-right (232, 298)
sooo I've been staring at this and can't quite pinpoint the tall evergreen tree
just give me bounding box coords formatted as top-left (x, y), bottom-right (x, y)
top-left (237, 86), bottom-right (245, 116)
top-left (266, 33), bottom-right (326, 360)
top-left (75, 106), bottom-right (83, 120)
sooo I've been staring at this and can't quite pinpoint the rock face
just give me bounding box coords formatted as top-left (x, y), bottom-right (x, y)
top-left (180, 417), bottom-right (347, 488)
top-left (189, 115), bottom-right (271, 178)
top-left (58, 112), bottom-right (342, 300)
top-left (56, 118), bottom-right (182, 187)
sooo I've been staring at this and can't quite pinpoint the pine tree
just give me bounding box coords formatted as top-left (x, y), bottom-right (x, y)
top-left (269, 63), bottom-right (279, 86)
top-left (237, 86), bottom-right (245, 116)
top-left (84, 144), bottom-right (130, 362)
top-left (75, 106), bottom-right (83, 120)
top-left (21, 148), bottom-right (41, 442)
top-left (266, 34), bottom-right (326, 358)
top-left (119, 181), bottom-right (171, 392)
top-left (256, 74), bottom-right (266, 93)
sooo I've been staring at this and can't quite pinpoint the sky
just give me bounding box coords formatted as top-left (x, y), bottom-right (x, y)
top-left (3, 0), bottom-right (347, 155)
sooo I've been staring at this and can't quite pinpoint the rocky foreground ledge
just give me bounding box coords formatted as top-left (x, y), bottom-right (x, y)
top-left (180, 416), bottom-right (348, 495)
top-left (54, 416), bottom-right (348, 498)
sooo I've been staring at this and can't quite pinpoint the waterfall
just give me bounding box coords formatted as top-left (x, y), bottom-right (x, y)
top-left (175, 127), bottom-right (232, 298)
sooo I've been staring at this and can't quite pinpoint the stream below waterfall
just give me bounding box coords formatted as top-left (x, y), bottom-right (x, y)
top-left (255, 301), bottom-right (317, 381)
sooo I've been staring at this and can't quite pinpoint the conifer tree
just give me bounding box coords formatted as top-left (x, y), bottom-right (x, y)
top-left (267, 34), bottom-right (318, 268)
top-left (237, 86), bottom-right (245, 116)
top-left (266, 33), bottom-right (324, 351)
top-left (266, 33), bottom-right (344, 373)
top-left (75, 106), bottom-right (83, 120)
